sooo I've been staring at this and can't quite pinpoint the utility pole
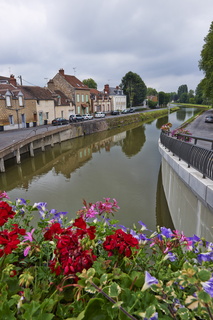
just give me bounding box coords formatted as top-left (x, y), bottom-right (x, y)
top-left (18, 75), bottom-right (23, 85)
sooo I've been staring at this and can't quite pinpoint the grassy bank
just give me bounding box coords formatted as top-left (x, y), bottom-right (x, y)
top-left (106, 107), bottom-right (179, 129)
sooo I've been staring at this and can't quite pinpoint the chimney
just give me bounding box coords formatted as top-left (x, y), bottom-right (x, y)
top-left (47, 79), bottom-right (55, 90)
top-left (9, 74), bottom-right (17, 86)
top-left (59, 68), bottom-right (65, 76)
top-left (104, 84), bottom-right (109, 94)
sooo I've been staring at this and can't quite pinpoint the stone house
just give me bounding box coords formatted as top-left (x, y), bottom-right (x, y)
top-left (103, 84), bottom-right (126, 112)
top-left (48, 69), bottom-right (91, 115)
top-left (0, 75), bottom-right (36, 130)
top-left (0, 75), bottom-right (73, 130)
top-left (21, 86), bottom-right (73, 125)
top-left (90, 88), bottom-right (111, 114)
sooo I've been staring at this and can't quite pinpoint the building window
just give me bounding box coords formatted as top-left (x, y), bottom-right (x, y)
top-left (77, 94), bottom-right (80, 102)
top-left (18, 92), bottom-right (24, 106)
top-left (82, 94), bottom-right (84, 102)
top-left (61, 111), bottom-right (64, 118)
top-left (5, 90), bottom-right (12, 107)
top-left (46, 112), bottom-right (49, 119)
top-left (9, 115), bottom-right (14, 125)
top-left (86, 94), bottom-right (88, 102)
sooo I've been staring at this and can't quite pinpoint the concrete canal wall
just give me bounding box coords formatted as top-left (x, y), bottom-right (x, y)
top-left (0, 109), bottom-right (171, 172)
top-left (158, 141), bottom-right (213, 241)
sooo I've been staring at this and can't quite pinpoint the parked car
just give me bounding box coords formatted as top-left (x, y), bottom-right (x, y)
top-left (94, 112), bottom-right (105, 118)
top-left (121, 109), bottom-right (130, 114)
top-left (69, 114), bottom-right (84, 122)
top-left (129, 108), bottom-right (136, 113)
top-left (205, 115), bottom-right (213, 123)
top-left (52, 118), bottom-right (69, 125)
top-left (111, 110), bottom-right (120, 115)
top-left (82, 114), bottom-right (93, 120)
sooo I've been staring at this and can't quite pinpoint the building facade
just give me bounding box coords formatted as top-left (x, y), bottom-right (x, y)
top-left (0, 75), bottom-right (73, 130)
top-left (48, 69), bottom-right (91, 115)
top-left (103, 84), bottom-right (126, 112)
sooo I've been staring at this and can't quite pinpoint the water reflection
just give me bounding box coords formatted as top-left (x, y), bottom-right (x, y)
top-left (121, 125), bottom-right (146, 157)
top-left (156, 166), bottom-right (174, 229)
top-left (1, 122), bottom-right (146, 192)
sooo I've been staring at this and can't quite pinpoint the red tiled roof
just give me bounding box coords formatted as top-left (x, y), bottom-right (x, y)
top-left (63, 74), bottom-right (89, 90)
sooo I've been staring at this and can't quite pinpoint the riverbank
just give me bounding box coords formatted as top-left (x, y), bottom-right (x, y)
top-left (0, 107), bottom-right (178, 172)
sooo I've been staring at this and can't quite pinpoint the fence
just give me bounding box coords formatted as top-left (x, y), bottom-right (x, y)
top-left (160, 132), bottom-right (213, 181)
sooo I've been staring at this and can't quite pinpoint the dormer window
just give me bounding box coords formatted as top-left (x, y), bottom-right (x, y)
top-left (18, 91), bottom-right (24, 107)
top-left (5, 90), bottom-right (12, 107)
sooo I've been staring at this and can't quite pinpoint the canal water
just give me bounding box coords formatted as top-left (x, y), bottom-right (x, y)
top-left (1, 107), bottom-right (200, 232)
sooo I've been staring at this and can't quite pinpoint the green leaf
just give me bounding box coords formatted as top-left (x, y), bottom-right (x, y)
top-left (35, 314), bottom-right (54, 320)
top-left (198, 270), bottom-right (211, 282)
top-left (109, 282), bottom-right (121, 298)
top-left (198, 290), bottom-right (211, 303)
top-left (100, 273), bottom-right (108, 285)
top-left (0, 302), bottom-right (16, 320)
top-left (83, 298), bottom-right (108, 320)
top-left (112, 301), bottom-right (123, 309)
top-left (64, 310), bottom-right (85, 320)
top-left (145, 305), bottom-right (156, 318)
top-left (85, 284), bottom-right (97, 294)
top-left (177, 307), bottom-right (190, 320)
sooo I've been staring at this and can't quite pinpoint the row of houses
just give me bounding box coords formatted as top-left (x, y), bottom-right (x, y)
top-left (0, 69), bottom-right (127, 130)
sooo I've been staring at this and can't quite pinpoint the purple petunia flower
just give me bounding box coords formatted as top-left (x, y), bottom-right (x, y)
top-left (33, 202), bottom-right (48, 218)
top-left (197, 252), bottom-right (213, 263)
top-left (201, 276), bottom-right (213, 297)
top-left (138, 221), bottom-right (148, 231)
top-left (160, 226), bottom-right (173, 238)
top-left (142, 271), bottom-right (158, 291)
top-left (16, 198), bottom-right (27, 206)
top-left (164, 252), bottom-right (177, 262)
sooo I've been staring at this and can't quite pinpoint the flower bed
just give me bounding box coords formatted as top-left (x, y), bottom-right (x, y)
top-left (0, 192), bottom-right (212, 319)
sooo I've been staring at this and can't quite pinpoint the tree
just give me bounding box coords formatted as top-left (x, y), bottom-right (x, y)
top-left (82, 78), bottom-right (97, 89)
top-left (120, 71), bottom-right (147, 107)
top-left (177, 85), bottom-right (188, 100)
top-left (199, 21), bottom-right (213, 102)
top-left (147, 87), bottom-right (158, 96)
top-left (158, 91), bottom-right (170, 107)
top-left (195, 79), bottom-right (207, 104)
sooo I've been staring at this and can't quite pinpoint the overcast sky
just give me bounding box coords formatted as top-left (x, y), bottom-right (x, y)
top-left (1, 0), bottom-right (212, 93)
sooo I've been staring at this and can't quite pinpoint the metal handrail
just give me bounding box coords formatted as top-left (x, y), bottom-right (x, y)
top-left (160, 132), bottom-right (213, 180)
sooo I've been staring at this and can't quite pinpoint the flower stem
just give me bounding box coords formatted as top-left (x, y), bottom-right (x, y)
top-left (90, 281), bottom-right (138, 320)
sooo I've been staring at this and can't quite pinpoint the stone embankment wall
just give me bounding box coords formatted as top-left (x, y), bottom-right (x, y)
top-left (158, 140), bottom-right (213, 242)
top-left (0, 109), bottom-right (175, 172)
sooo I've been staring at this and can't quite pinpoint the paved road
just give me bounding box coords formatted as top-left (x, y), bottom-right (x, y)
top-left (185, 108), bottom-right (213, 148)
top-left (0, 108), bottom-right (212, 151)
top-left (0, 124), bottom-right (59, 150)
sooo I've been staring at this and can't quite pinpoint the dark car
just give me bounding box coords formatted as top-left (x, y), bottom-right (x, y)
top-left (111, 110), bottom-right (120, 115)
top-left (129, 108), bottom-right (136, 113)
top-left (52, 118), bottom-right (69, 125)
top-left (121, 109), bottom-right (130, 114)
top-left (69, 114), bottom-right (84, 122)
top-left (205, 115), bottom-right (213, 123)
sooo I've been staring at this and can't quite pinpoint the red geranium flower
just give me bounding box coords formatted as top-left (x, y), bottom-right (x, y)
top-left (0, 201), bottom-right (16, 226)
top-left (103, 229), bottom-right (139, 257)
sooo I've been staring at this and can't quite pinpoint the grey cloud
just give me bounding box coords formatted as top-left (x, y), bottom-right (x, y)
top-left (0, 0), bottom-right (212, 93)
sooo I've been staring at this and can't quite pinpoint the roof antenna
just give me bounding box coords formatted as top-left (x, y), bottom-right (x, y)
top-left (73, 67), bottom-right (76, 76)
